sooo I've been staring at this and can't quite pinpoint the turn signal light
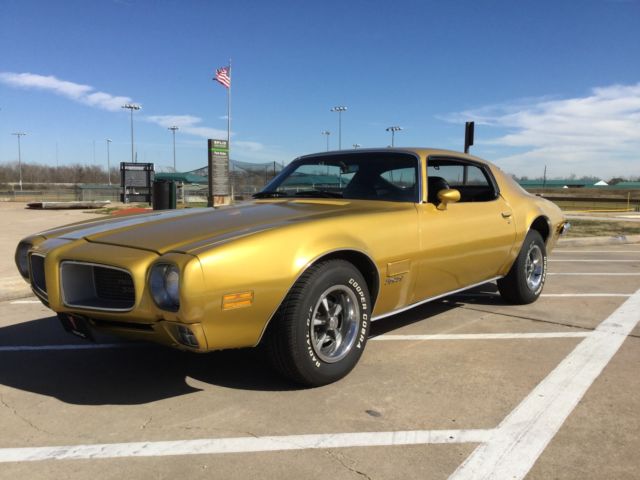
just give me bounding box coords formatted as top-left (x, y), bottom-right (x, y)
top-left (222, 291), bottom-right (254, 310)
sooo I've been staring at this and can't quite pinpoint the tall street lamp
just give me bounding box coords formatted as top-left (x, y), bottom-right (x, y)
top-left (121, 103), bottom-right (141, 163)
top-left (12, 132), bottom-right (26, 191)
top-left (386, 126), bottom-right (402, 147)
top-left (330, 106), bottom-right (347, 150)
top-left (321, 130), bottom-right (331, 151)
top-left (168, 126), bottom-right (179, 171)
top-left (106, 139), bottom-right (112, 185)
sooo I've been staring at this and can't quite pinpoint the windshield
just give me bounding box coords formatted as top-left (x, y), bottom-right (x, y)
top-left (254, 152), bottom-right (419, 202)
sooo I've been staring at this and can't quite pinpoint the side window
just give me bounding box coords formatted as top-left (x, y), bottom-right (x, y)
top-left (427, 159), bottom-right (497, 203)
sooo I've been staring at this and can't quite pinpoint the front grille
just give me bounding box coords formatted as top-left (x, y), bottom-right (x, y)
top-left (94, 267), bottom-right (135, 303)
top-left (30, 254), bottom-right (47, 298)
top-left (61, 261), bottom-right (135, 311)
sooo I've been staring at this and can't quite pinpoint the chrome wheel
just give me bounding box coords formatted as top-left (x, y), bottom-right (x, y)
top-left (310, 285), bottom-right (360, 363)
top-left (525, 244), bottom-right (544, 291)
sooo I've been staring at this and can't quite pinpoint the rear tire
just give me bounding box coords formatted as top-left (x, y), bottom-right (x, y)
top-left (266, 260), bottom-right (371, 387)
top-left (497, 230), bottom-right (547, 304)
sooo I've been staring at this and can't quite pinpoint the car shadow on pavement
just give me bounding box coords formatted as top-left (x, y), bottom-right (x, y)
top-left (0, 316), bottom-right (297, 404)
top-left (370, 282), bottom-right (507, 336)
top-left (0, 283), bottom-right (508, 403)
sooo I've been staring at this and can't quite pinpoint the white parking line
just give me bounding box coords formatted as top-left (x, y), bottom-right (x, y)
top-left (450, 287), bottom-right (640, 480)
top-left (9, 300), bottom-right (41, 304)
top-left (0, 333), bottom-right (589, 352)
top-left (553, 250), bottom-right (640, 254)
top-left (1, 282), bottom-right (637, 470)
top-left (373, 333), bottom-right (589, 341)
top-left (548, 273), bottom-right (640, 276)
top-left (455, 293), bottom-right (632, 298)
top-left (542, 293), bottom-right (631, 297)
top-left (549, 259), bottom-right (636, 262)
top-left (0, 343), bottom-right (137, 353)
top-left (0, 429), bottom-right (492, 463)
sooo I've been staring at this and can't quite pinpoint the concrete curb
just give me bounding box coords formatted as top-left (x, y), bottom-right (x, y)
top-left (0, 277), bottom-right (33, 302)
top-left (557, 234), bottom-right (640, 247)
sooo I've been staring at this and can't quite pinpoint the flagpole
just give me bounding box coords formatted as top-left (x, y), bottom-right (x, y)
top-left (227, 59), bottom-right (231, 169)
top-left (227, 59), bottom-right (232, 204)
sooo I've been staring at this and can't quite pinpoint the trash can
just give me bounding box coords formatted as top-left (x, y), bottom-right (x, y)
top-left (152, 180), bottom-right (177, 210)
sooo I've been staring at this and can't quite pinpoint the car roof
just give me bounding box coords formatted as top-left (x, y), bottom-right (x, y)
top-left (297, 148), bottom-right (493, 167)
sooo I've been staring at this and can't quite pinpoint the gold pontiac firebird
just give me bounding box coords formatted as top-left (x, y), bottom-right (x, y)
top-left (16, 148), bottom-right (568, 386)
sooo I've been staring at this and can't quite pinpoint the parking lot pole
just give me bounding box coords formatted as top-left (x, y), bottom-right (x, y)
top-left (121, 104), bottom-right (141, 163)
top-left (331, 106), bottom-right (347, 150)
top-left (106, 139), bottom-right (112, 185)
top-left (12, 132), bottom-right (26, 191)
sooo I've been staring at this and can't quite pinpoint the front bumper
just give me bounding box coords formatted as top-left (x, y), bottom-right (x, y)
top-left (57, 312), bottom-right (209, 351)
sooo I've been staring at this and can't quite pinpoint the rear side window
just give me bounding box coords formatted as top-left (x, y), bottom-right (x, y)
top-left (427, 158), bottom-right (498, 203)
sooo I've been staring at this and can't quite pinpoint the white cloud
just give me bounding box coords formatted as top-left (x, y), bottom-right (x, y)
top-left (0, 72), bottom-right (132, 111)
top-left (444, 83), bottom-right (640, 177)
top-left (145, 115), bottom-right (286, 162)
top-left (235, 141), bottom-right (265, 152)
top-left (145, 115), bottom-right (229, 140)
top-left (0, 71), bottom-right (288, 166)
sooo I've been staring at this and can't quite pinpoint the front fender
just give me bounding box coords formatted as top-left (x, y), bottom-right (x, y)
top-left (192, 223), bottom-right (377, 350)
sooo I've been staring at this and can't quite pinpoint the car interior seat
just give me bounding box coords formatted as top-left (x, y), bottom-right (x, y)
top-left (427, 176), bottom-right (451, 204)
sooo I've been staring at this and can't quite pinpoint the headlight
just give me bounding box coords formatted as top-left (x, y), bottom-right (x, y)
top-left (149, 263), bottom-right (180, 311)
top-left (15, 242), bottom-right (31, 279)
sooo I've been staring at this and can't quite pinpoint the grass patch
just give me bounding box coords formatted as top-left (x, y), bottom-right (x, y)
top-left (566, 219), bottom-right (640, 237)
top-left (91, 203), bottom-right (151, 215)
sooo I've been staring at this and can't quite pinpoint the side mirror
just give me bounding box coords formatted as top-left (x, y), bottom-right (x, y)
top-left (436, 188), bottom-right (461, 210)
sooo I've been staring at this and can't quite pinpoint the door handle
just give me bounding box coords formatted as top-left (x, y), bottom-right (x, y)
top-left (501, 211), bottom-right (512, 218)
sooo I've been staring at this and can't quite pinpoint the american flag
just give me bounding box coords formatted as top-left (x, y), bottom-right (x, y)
top-left (214, 66), bottom-right (231, 88)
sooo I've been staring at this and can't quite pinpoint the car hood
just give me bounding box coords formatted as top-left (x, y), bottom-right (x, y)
top-left (37, 200), bottom-right (399, 255)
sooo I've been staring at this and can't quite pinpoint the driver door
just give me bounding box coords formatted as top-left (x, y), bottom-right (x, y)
top-left (411, 158), bottom-right (516, 302)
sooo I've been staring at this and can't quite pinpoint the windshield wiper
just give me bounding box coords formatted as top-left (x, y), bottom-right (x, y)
top-left (252, 191), bottom-right (289, 199)
top-left (292, 190), bottom-right (343, 198)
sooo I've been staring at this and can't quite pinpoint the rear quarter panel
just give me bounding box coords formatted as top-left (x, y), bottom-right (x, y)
top-left (492, 167), bottom-right (565, 276)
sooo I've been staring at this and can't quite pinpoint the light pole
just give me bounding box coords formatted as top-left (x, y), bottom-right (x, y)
top-left (352, 143), bottom-right (361, 149)
top-left (321, 131), bottom-right (331, 151)
top-left (386, 126), bottom-right (402, 147)
top-left (330, 106), bottom-right (347, 149)
top-left (106, 139), bottom-right (112, 185)
top-left (12, 132), bottom-right (26, 191)
top-left (121, 103), bottom-right (141, 163)
top-left (168, 126), bottom-right (179, 171)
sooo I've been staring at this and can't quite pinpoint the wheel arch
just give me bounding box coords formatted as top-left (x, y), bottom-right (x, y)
top-left (313, 250), bottom-right (380, 309)
top-left (529, 215), bottom-right (551, 245)
top-left (257, 248), bottom-right (380, 345)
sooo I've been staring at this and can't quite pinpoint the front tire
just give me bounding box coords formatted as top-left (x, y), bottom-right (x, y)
top-left (497, 230), bottom-right (547, 304)
top-left (266, 260), bottom-right (371, 387)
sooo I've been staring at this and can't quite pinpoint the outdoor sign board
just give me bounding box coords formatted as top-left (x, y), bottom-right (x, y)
top-left (208, 139), bottom-right (230, 206)
top-left (120, 162), bottom-right (154, 204)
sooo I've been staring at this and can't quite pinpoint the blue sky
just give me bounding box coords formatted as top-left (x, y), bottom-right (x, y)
top-left (1, 0), bottom-right (639, 178)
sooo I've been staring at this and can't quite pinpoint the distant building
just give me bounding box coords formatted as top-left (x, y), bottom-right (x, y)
top-left (518, 179), bottom-right (593, 189)
top-left (518, 179), bottom-right (639, 190)
top-left (609, 181), bottom-right (640, 189)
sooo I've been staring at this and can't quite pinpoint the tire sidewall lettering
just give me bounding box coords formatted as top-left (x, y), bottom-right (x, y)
top-left (305, 276), bottom-right (370, 369)
top-left (305, 306), bottom-right (321, 367)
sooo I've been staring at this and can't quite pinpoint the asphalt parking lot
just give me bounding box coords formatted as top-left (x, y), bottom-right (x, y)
top-left (0, 241), bottom-right (638, 479)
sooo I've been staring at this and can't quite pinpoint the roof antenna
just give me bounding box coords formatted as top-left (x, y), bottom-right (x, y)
top-left (464, 121), bottom-right (474, 153)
